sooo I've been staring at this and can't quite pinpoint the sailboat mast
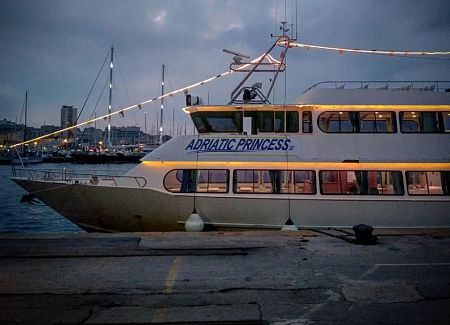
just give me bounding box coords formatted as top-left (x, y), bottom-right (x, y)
top-left (24, 91), bottom-right (28, 143)
top-left (107, 46), bottom-right (114, 148)
top-left (159, 64), bottom-right (165, 144)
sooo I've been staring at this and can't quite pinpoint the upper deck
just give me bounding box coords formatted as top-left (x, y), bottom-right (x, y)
top-left (159, 82), bottom-right (450, 164)
top-left (298, 80), bottom-right (450, 105)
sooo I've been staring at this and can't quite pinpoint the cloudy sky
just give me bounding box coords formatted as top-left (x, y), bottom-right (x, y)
top-left (0, 0), bottom-right (449, 134)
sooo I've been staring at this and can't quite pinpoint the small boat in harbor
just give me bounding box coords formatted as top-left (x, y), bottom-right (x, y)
top-left (10, 36), bottom-right (450, 232)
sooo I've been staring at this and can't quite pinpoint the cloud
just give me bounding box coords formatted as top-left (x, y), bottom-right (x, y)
top-left (152, 9), bottom-right (167, 26)
top-left (0, 0), bottom-right (449, 129)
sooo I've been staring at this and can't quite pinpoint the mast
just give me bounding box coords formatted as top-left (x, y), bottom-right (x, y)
top-left (23, 91), bottom-right (28, 143)
top-left (159, 64), bottom-right (165, 144)
top-left (107, 46), bottom-right (114, 148)
top-left (144, 111), bottom-right (147, 144)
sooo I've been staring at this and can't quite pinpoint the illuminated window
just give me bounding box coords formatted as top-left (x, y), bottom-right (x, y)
top-left (164, 169), bottom-right (228, 193)
top-left (319, 170), bottom-right (404, 195)
top-left (319, 111), bottom-right (396, 133)
top-left (406, 171), bottom-right (450, 195)
top-left (359, 111), bottom-right (396, 133)
top-left (233, 170), bottom-right (315, 194)
top-left (318, 112), bottom-right (357, 133)
top-left (400, 111), bottom-right (447, 133)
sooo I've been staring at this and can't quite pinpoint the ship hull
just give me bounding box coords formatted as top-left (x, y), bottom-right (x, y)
top-left (12, 178), bottom-right (450, 232)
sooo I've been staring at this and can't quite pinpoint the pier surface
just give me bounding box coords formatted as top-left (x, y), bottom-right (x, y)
top-left (1, 230), bottom-right (449, 324)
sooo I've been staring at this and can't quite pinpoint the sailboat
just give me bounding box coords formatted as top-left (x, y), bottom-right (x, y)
top-left (71, 47), bottom-right (154, 164)
top-left (0, 91), bottom-right (43, 165)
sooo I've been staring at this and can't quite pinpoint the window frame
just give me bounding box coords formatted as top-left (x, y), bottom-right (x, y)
top-left (399, 111), bottom-right (447, 134)
top-left (163, 169), bottom-right (229, 193)
top-left (318, 111), bottom-right (397, 134)
top-left (405, 171), bottom-right (450, 196)
top-left (233, 169), bottom-right (316, 195)
top-left (319, 170), bottom-right (405, 196)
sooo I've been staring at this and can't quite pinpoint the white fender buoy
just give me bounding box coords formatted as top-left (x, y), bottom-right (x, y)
top-left (185, 210), bottom-right (204, 232)
top-left (281, 218), bottom-right (298, 231)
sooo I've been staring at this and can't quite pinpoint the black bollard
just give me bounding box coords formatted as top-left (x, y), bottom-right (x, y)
top-left (353, 224), bottom-right (377, 245)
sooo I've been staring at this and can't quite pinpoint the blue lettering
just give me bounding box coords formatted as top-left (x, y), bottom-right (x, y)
top-left (250, 138), bottom-right (262, 150)
top-left (275, 139), bottom-right (284, 150)
top-left (226, 139), bottom-right (236, 150)
top-left (200, 139), bottom-right (211, 151)
top-left (218, 139), bottom-right (227, 150)
top-left (261, 139), bottom-right (271, 150)
top-left (282, 139), bottom-right (291, 150)
top-left (209, 139), bottom-right (219, 150)
top-left (236, 139), bottom-right (246, 150)
top-left (193, 139), bottom-right (203, 150)
top-left (185, 139), bottom-right (195, 150)
top-left (243, 139), bottom-right (253, 150)
top-left (268, 139), bottom-right (278, 150)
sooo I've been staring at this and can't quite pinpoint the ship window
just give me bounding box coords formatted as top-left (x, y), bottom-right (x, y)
top-left (319, 170), bottom-right (404, 195)
top-left (302, 111), bottom-right (312, 133)
top-left (275, 111), bottom-right (285, 132)
top-left (400, 111), bottom-right (447, 133)
top-left (359, 112), bottom-right (396, 133)
top-left (191, 112), bottom-right (242, 133)
top-left (164, 169), bottom-right (228, 193)
top-left (406, 171), bottom-right (450, 195)
top-left (319, 111), bottom-right (397, 133)
top-left (233, 170), bottom-right (315, 194)
top-left (287, 111), bottom-right (299, 132)
top-left (250, 111), bottom-right (299, 133)
top-left (318, 112), bottom-right (357, 133)
top-left (258, 111), bottom-right (274, 132)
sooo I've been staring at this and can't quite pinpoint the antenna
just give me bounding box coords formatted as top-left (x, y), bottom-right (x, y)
top-left (222, 48), bottom-right (251, 58)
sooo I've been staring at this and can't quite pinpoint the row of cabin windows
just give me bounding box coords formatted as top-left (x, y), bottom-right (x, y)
top-left (319, 111), bottom-right (450, 133)
top-left (191, 111), bottom-right (310, 134)
top-left (191, 111), bottom-right (450, 134)
top-left (163, 169), bottom-right (450, 196)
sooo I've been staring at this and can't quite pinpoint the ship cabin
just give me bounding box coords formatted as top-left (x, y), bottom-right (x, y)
top-left (176, 81), bottom-right (450, 199)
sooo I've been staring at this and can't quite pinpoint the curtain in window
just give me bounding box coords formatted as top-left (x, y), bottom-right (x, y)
top-left (391, 172), bottom-right (404, 195)
top-left (181, 170), bottom-right (197, 192)
top-left (355, 171), bottom-right (369, 194)
top-left (421, 112), bottom-right (439, 132)
top-left (269, 170), bottom-right (282, 193)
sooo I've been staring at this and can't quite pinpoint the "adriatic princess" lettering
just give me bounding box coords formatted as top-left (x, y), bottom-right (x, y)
top-left (185, 138), bottom-right (293, 153)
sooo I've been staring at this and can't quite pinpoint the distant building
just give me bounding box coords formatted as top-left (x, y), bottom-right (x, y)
top-left (78, 127), bottom-right (104, 148)
top-left (0, 119), bottom-right (23, 144)
top-left (110, 126), bottom-right (145, 145)
top-left (60, 105), bottom-right (77, 128)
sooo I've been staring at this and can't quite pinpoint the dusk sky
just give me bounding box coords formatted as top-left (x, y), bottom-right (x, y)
top-left (1, 0), bottom-right (449, 134)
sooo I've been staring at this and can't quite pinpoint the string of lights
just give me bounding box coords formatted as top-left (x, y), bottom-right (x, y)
top-left (279, 40), bottom-right (450, 56)
top-left (11, 62), bottom-right (253, 148)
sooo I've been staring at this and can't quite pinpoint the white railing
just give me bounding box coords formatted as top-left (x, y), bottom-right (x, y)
top-left (303, 80), bottom-right (450, 93)
top-left (13, 168), bottom-right (147, 188)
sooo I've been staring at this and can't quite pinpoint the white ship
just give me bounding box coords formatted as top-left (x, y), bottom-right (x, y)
top-left (11, 38), bottom-right (450, 232)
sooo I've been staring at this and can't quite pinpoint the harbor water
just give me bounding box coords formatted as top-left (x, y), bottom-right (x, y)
top-left (0, 163), bottom-right (137, 233)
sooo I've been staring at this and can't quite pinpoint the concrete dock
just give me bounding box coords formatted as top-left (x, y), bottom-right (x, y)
top-left (0, 230), bottom-right (449, 324)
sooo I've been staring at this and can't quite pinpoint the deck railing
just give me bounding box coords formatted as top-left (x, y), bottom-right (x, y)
top-left (302, 80), bottom-right (450, 94)
top-left (13, 168), bottom-right (147, 188)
